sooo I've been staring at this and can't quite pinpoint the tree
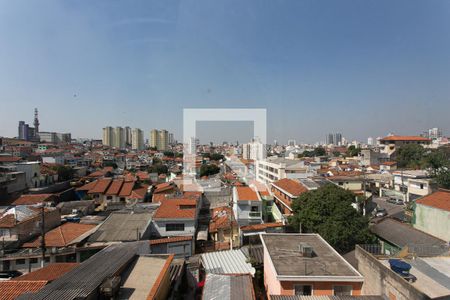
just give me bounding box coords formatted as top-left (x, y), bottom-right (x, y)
top-left (396, 144), bottom-right (426, 168)
top-left (210, 153), bottom-right (224, 161)
top-left (332, 151), bottom-right (341, 157)
top-left (54, 165), bottom-right (75, 181)
top-left (200, 164), bottom-right (220, 177)
top-left (289, 184), bottom-right (375, 253)
top-left (313, 147), bottom-right (326, 156)
top-left (149, 164), bottom-right (168, 175)
top-left (346, 145), bottom-right (361, 157)
top-left (163, 151), bottom-right (175, 157)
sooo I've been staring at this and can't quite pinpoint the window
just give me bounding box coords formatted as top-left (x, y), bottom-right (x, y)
top-left (294, 285), bottom-right (312, 296)
top-left (30, 258), bottom-right (38, 264)
top-left (251, 206), bottom-right (259, 212)
top-left (106, 196), bottom-right (112, 200)
top-left (334, 285), bottom-right (352, 296)
top-left (420, 183), bottom-right (424, 189)
top-left (16, 259), bottom-right (26, 265)
top-left (166, 223), bottom-right (185, 231)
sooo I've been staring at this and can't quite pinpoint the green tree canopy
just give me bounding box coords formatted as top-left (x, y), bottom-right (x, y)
top-left (396, 144), bottom-right (426, 168)
top-left (200, 164), bottom-right (220, 177)
top-left (289, 184), bottom-right (375, 253)
top-left (54, 165), bottom-right (75, 181)
top-left (163, 151), bottom-right (175, 157)
top-left (346, 145), bottom-right (361, 157)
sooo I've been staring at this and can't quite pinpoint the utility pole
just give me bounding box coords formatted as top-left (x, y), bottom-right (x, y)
top-left (40, 205), bottom-right (46, 267)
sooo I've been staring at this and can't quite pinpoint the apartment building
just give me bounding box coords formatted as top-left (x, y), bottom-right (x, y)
top-left (150, 129), bottom-right (169, 151)
top-left (379, 135), bottom-right (431, 157)
top-left (131, 128), bottom-right (144, 150)
top-left (102, 126), bottom-right (114, 147)
top-left (256, 157), bottom-right (313, 183)
top-left (271, 178), bottom-right (308, 215)
top-left (242, 139), bottom-right (266, 161)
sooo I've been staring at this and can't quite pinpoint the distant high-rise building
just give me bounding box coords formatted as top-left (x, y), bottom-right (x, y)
top-left (287, 139), bottom-right (296, 147)
top-left (168, 133), bottom-right (174, 145)
top-left (367, 137), bottom-right (374, 146)
top-left (114, 127), bottom-right (125, 149)
top-left (334, 133), bottom-right (342, 146)
top-left (150, 129), bottom-right (169, 151)
top-left (427, 128), bottom-right (442, 140)
top-left (326, 133), bottom-right (334, 145)
top-left (242, 138), bottom-right (266, 161)
top-left (102, 126), bottom-right (114, 147)
top-left (131, 128), bottom-right (144, 150)
top-left (18, 121), bottom-right (29, 140)
top-left (125, 126), bottom-right (132, 146)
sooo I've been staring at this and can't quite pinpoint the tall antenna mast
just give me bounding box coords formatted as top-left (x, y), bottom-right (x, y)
top-left (34, 108), bottom-right (40, 133)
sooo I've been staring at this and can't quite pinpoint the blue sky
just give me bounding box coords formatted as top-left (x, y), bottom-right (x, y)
top-left (0, 0), bottom-right (449, 144)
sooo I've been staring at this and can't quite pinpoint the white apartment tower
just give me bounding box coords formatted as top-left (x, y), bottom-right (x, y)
top-left (114, 127), bottom-right (125, 149)
top-left (242, 138), bottom-right (266, 161)
top-left (125, 126), bottom-right (132, 146)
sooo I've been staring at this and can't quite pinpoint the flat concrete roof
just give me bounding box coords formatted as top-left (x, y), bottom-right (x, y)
top-left (120, 255), bottom-right (169, 300)
top-left (261, 234), bottom-right (362, 279)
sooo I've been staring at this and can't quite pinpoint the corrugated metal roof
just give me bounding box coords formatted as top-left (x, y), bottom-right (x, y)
top-left (201, 249), bottom-right (255, 276)
top-left (17, 242), bottom-right (148, 300)
top-left (203, 274), bottom-right (255, 300)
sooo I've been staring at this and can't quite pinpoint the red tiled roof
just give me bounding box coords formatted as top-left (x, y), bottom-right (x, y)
top-left (272, 178), bottom-right (308, 197)
top-left (105, 179), bottom-right (124, 195)
top-left (76, 180), bottom-right (98, 191)
top-left (12, 194), bottom-right (55, 206)
top-left (129, 184), bottom-right (149, 199)
top-left (88, 178), bottom-right (112, 194)
top-left (0, 156), bottom-right (22, 163)
top-left (153, 198), bottom-right (197, 219)
top-left (0, 280), bottom-right (47, 300)
top-left (153, 182), bottom-right (175, 194)
top-left (22, 222), bottom-right (96, 248)
top-left (236, 186), bottom-right (259, 201)
top-left (381, 161), bottom-right (397, 166)
top-left (13, 263), bottom-right (79, 282)
top-left (149, 236), bottom-right (192, 245)
top-left (0, 214), bottom-right (16, 228)
top-left (240, 222), bottom-right (284, 232)
top-left (380, 135), bottom-right (431, 142)
top-left (118, 181), bottom-right (134, 197)
top-left (209, 207), bottom-right (236, 233)
top-left (416, 190), bottom-right (450, 212)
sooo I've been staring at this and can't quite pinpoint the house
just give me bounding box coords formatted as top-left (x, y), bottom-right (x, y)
top-left (355, 244), bottom-right (450, 299)
top-left (392, 170), bottom-right (432, 202)
top-left (413, 189), bottom-right (450, 242)
top-left (0, 206), bottom-right (60, 245)
top-left (150, 235), bottom-right (194, 258)
top-left (202, 273), bottom-right (256, 300)
top-left (370, 217), bottom-right (448, 256)
top-left (17, 242), bottom-right (178, 300)
top-left (239, 222), bottom-right (285, 245)
top-left (380, 161), bottom-right (397, 171)
top-left (151, 197), bottom-right (199, 238)
top-left (379, 135), bottom-right (431, 157)
top-left (1, 222), bottom-right (96, 272)
top-left (233, 186), bottom-right (263, 226)
top-left (87, 210), bottom-right (156, 244)
top-left (271, 178), bottom-right (308, 215)
top-left (209, 206), bottom-right (239, 250)
top-left (261, 233), bottom-right (364, 297)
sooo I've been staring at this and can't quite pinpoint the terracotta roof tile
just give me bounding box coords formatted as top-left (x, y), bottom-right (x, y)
top-left (22, 222), bottom-right (96, 248)
top-left (0, 280), bottom-right (47, 300)
top-left (118, 181), bottom-right (134, 197)
top-left (381, 135), bottom-right (431, 142)
top-left (416, 190), bottom-right (450, 212)
top-left (272, 178), bottom-right (308, 197)
top-left (76, 180), bottom-right (98, 191)
top-left (13, 263), bottom-right (79, 282)
top-left (0, 214), bottom-right (16, 228)
top-left (0, 156), bottom-right (22, 163)
top-left (12, 194), bottom-right (55, 206)
top-left (236, 186), bottom-right (259, 201)
top-left (105, 179), bottom-right (124, 195)
top-left (149, 236), bottom-right (192, 245)
top-left (153, 198), bottom-right (197, 219)
top-left (88, 178), bottom-right (112, 194)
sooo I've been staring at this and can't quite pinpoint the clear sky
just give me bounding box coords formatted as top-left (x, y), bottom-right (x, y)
top-left (1, 0), bottom-right (449, 144)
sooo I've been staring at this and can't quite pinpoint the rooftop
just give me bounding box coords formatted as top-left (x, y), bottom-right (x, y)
top-left (370, 218), bottom-right (448, 256)
top-left (380, 135), bottom-right (431, 142)
top-left (272, 178), bottom-right (308, 197)
top-left (12, 194), bottom-right (55, 206)
top-left (202, 274), bottom-right (255, 300)
top-left (153, 198), bottom-right (197, 219)
top-left (261, 233), bottom-right (363, 280)
top-left (13, 263), bottom-right (79, 282)
top-left (88, 211), bottom-right (154, 242)
top-left (416, 189), bottom-right (450, 212)
top-left (201, 249), bottom-right (255, 275)
top-left (0, 280), bottom-right (48, 300)
top-left (235, 186), bottom-right (259, 201)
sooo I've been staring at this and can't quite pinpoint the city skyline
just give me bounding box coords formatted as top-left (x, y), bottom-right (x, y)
top-left (1, 1), bottom-right (450, 143)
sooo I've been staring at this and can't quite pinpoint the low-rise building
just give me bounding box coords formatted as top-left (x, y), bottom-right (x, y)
top-left (261, 233), bottom-right (364, 297)
top-left (271, 178), bottom-right (308, 215)
top-left (256, 157), bottom-right (314, 183)
top-left (233, 186), bottom-right (262, 226)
